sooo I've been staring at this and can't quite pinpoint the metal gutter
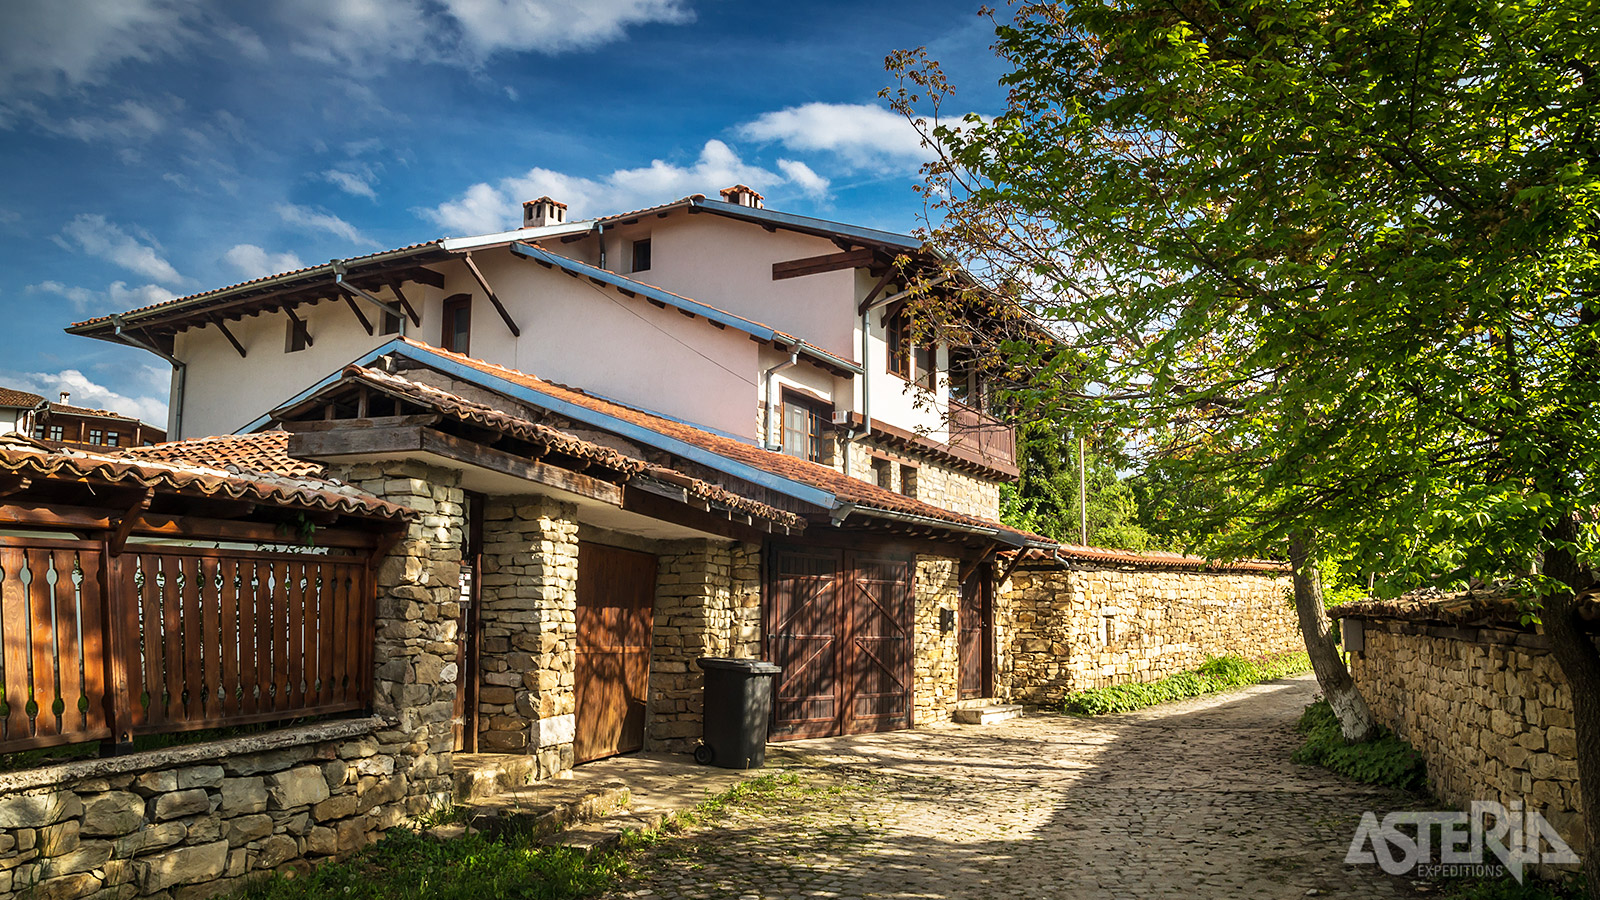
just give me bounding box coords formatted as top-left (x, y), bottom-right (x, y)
top-left (507, 242), bottom-right (863, 376)
top-left (110, 313), bottom-right (186, 439)
top-left (686, 197), bottom-right (922, 252)
top-left (438, 221), bottom-right (595, 253)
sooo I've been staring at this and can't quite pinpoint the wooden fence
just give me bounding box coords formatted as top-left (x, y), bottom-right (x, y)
top-left (0, 535), bottom-right (373, 754)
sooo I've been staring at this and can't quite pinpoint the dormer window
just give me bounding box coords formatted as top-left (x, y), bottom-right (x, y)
top-left (632, 239), bottom-right (652, 273)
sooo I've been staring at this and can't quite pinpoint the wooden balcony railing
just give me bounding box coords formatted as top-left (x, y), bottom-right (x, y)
top-left (948, 400), bottom-right (1017, 469)
top-left (0, 535), bottom-right (373, 754)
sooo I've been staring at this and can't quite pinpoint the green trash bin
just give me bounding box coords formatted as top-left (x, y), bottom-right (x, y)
top-left (694, 657), bottom-right (781, 769)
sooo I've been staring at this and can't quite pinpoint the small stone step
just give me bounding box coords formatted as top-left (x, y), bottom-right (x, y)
top-left (541, 810), bottom-right (670, 856)
top-left (465, 783), bottom-right (631, 839)
top-left (953, 704), bottom-right (1025, 725)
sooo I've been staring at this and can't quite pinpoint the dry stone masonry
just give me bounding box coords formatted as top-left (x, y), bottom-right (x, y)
top-left (912, 557), bottom-right (965, 725)
top-left (1005, 564), bottom-right (1299, 703)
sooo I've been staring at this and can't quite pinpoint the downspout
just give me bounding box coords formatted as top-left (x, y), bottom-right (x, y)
top-left (596, 223), bottom-right (606, 271)
top-left (763, 344), bottom-right (801, 451)
top-left (111, 313), bottom-right (185, 439)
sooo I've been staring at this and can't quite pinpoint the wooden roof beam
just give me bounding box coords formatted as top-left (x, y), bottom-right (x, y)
top-left (342, 294), bottom-right (375, 335)
top-left (210, 315), bottom-right (247, 358)
top-left (284, 307), bottom-right (313, 347)
top-left (387, 281), bottom-right (422, 327)
top-left (462, 253), bottom-right (521, 338)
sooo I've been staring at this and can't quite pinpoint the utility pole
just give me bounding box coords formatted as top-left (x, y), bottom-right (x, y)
top-left (1079, 434), bottom-right (1088, 545)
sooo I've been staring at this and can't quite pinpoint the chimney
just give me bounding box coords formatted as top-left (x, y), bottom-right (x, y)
top-left (719, 184), bottom-right (764, 208)
top-left (522, 196), bottom-right (568, 228)
top-left (59, 391), bottom-right (69, 405)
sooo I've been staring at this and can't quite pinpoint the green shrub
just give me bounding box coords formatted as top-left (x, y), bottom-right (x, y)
top-left (1060, 651), bottom-right (1311, 716)
top-left (1291, 699), bottom-right (1428, 792)
top-left (1445, 875), bottom-right (1583, 900)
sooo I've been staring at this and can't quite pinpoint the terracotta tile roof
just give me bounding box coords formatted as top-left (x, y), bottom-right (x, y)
top-left (0, 434), bottom-right (407, 520)
top-left (128, 431), bottom-right (328, 479)
top-left (1335, 586), bottom-right (1600, 628)
top-left (0, 387), bottom-right (45, 408)
top-left (46, 402), bottom-right (138, 421)
top-left (1013, 544), bottom-right (1288, 573)
top-left (394, 339), bottom-right (1047, 543)
top-left (335, 365), bottom-right (805, 530)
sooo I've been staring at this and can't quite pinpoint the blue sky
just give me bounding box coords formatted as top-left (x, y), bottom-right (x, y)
top-left (0, 0), bottom-right (1007, 426)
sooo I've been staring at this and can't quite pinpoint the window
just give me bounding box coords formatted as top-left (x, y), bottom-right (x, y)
top-left (948, 347), bottom-right (983, 406)
top-left (899, 464), bottom-right (918, 499)
top-left (48, 425), bottom-right (64, 442)
top-left (105, 432), bottom-right (120, 447)
top-left (381, 310), bottom-right (402, 335)
top-left (441, 294), bottom-right (472, 355)
top-left (886, 308), bottom-right (937, 389)
top-left (286, 316), bottom-right (310, 353)
top-left (872, 456), bottom-right (893, 490)
top-left (33, 425), bottom-right (44, 439)
top-left (631, 239), bottom-right (652, 273)
top-left (780, 392), bottom-right (829, 463)
top-left (88, 429), bottom-right (103, 445)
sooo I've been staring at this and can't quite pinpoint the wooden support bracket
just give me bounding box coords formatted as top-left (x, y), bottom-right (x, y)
top-left (212, 316), bottom-right (248, 357)
top-left (107, 489), bottom-right (153, 556)
top-left (342, 295), bottom-right (375, 335)
top-left (462, 253), bottom-right (522, 337)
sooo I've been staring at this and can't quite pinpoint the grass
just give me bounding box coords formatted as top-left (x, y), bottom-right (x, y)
top-left (1059, 651), bottom-right (1312, 716)
top-left (227, 772), bottom-right (814, 900)
top-left (1443, 876), bottom-right (1584, 899)
top-left (1291, 699), bottom-right (1429, 792)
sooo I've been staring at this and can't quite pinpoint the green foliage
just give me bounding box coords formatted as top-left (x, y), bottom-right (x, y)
top-left (1061, 651), bottom-right (1309, 716)
top-left (1291, 700), bottom-right (1428, 793)
top-left (1445, 876), bottom-right (1583, 900)
top-left (1001, 417), bottom-right (1156, 550)
top-left (229, 826), bottom-right (621, 900)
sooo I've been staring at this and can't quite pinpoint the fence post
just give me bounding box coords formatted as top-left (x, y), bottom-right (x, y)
top-left (99, 539), bottom-right (136, 755)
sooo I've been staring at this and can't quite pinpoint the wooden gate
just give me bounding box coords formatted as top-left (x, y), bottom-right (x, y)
top-left (958, 572), bottom-right (993, 700)
top-left (573, 542), bottom-right (656, 764)
top-left (766, 543), bottom-right (913, 740)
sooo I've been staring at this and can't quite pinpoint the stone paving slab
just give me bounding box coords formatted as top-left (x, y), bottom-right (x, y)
top-left (609, 675), bottom-right (1425, 899)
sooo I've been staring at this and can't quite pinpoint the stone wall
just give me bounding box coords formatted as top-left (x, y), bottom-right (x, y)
top-left (646, 540), bottom-right (761, 753)
top-left (0, 720), bottom-right (403, 900)
top-left (477, 495), bottom-right (580, 779)
top-left (840, 440), bottom-right (1003, 522)
top-left (1346, 619), bottom-right (1584, 854)
top-left (1006, 564), bottom-right (1298, 703)
top-left (912, 557), bottom-right (962, 726)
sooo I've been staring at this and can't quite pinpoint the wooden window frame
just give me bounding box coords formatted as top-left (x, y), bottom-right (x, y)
top-left (380, 310), bottom-right (403, 336)
top-left (885, 308), bottom-right (937, 390)
top-left (899, 464), bottom-right (918, 499)
top-left (48, 425), bottom-right (64, 442)
top-left (286, 317), bottom-right (310, 353)
top-left (780, 391), bottom-right (831, 463)
top-left (441, 293), bottom-right (472, 355)
top-left (632, 239), bottom-right (652, 273)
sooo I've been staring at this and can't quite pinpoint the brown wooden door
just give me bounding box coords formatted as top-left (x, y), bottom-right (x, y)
top-left (766, 545), bottom-right (842, 740)
top-left (843, 552), bottom-right (913, 733)
top-left (574, 543), bottom-right (657, 764)
top-left (958, 572), bottom-right (993, 700)
top-left (766, 543), bottom-right (913, 740)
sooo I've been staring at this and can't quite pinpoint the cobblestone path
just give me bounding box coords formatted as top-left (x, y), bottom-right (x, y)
top-left (611, 675), bottom-right (1424, 899)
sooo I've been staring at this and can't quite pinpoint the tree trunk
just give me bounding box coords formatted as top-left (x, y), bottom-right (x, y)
top-left (1287, 529), bottom-right (1377, 743)
top-left (1538, 513), bottom-right (1600, 898)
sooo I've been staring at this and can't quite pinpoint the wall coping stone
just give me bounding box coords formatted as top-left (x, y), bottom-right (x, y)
top-left (0, 715), bottom-right (393, 794)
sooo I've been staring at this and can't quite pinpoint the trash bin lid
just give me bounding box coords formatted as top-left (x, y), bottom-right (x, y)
top-left (696, 656), bottom-right (781, 674)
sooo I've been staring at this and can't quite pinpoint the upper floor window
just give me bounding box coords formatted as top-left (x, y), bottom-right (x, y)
top-left (48, 425), bottom-right (64, 442)
top-left (781, 391), bottom-right (830, 463)
top-left (88, 429), bottom-right (103, 445)
top-left (900, 464), bottom-right (919, 499)
top-left (442, 293), bottom-right (472, 355)
top-left (872, 456), bottom-right (893, 490)
top-left (105, 432), bottom-right (120, 447)
top-left (286, 316), bottom-right (310, 353)
top-left (33, 425), bottom-right (44, 439)
top-left (632, 239), bottom-right (652, 273)
top-left (381, 309), bottom-right (403, 335)
top-left (886, 308), bottom-right (937, 390)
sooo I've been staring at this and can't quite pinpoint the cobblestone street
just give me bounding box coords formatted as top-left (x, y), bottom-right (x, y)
top-left (611, 675), bottom-right (1422, 899)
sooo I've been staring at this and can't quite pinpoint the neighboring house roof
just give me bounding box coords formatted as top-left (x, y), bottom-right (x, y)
top-left (507, 242), bottom-right (862, 376)
top-left (0, 387), bottom-right (45, 409)
top-left (1336, 586), bottom-right (1600, 629)
top-left (286, 339), bottom-right (1052, 546)
top-left (129, 431), bottom-right (329, 479)
top-left (0, 433), bottom-right (407, 520)
top-left (43, 402), bottom-right (139, 422)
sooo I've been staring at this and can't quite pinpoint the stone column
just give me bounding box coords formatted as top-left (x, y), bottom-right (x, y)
top-left (334, 462), bottom-right (465, 820)
top-left (913, 556), bottom-right (961, 726)
top-left (477, 495), bottom-right (579, 779)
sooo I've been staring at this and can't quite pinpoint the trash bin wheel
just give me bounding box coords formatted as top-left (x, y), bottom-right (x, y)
top-left (693, 744), bottom-right (715, 765)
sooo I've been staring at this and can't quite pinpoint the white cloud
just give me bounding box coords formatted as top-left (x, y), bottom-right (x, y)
top-left (323, 167), bottom-right (378, 200)
top-left (0, 367), bottom-right (168, 424)
top-left (279, 0), bottom-right (692, 67)
top-left (59, 214), bottom-right (188, 286)
top-left (423, 139), bottom-right (806, 234)
top-left (737, 103), bottom-right (931, 170)
top-left (274, 203), bottom-right (376, 248)
top-left (776, 159), bottom-right (830, 198)
top-left (28, 279), bottom-right (175, 314)
top-left (0, 0), bottom-right (201, 94)
top-left (44, 99), bottom-right (168, 143)
top-left (224, 244), bottom-right (305, 280)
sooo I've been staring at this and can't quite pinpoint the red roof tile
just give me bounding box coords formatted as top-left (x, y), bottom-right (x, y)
top-left (129, 431), bottom-right (328, 479)
top-left (1016, 544), bottom-right (1288, 573)
top-left (0, 434), bottom-right (407, 520)
top-left (394, 339), bottom-right (1046, 542)
top-left (0, 387), bottom-right (45, 408)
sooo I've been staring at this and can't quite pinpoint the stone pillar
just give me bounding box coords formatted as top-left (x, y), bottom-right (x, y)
top-left (334, 462), bottom-right (465, 820)
top-left (645, 540), bottom-right (761, 753)
top-left (477, 495), bottom-right (579, 779)
top-left (913, 555), bottom-right (961, 726)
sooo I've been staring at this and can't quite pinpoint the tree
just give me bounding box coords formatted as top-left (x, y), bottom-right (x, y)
top-left (890, 0), bottom-right (1600, 883)
top-left (1003, 417), bottom-right (1155, 549)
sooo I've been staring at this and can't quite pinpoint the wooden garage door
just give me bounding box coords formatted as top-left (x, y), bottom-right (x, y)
top-left (574, 543), bottom-right (657, 764)
top-left (767, 544), bottom-right (913, 740)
